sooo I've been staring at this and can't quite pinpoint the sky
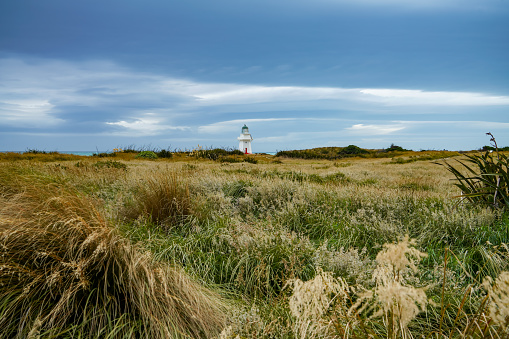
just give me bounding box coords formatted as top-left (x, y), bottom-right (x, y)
top-left (1, 0), bottom-right (508, 152)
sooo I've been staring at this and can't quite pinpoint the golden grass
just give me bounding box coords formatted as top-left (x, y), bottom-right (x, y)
top-left (0, 184), bottom-right (226, 338)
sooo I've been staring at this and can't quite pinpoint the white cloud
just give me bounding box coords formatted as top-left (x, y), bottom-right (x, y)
top-left (359, 89), bottom-right (509, 106)
top-left (346, 123), bottom-right (406, 135)
top-left (394, 120), bottom-right (509, 128)
top-left (0, 99), bottom-right (62, 127)
top-left (179, 82), bottom-right (509, 107)
top-left (106, 114), bottom-right (189, 136)
top-left (193, 85), bottom-right (355, 104)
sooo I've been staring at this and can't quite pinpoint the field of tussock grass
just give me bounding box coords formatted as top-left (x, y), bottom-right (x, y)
top-left (1, 152), bottom-right (508, 338)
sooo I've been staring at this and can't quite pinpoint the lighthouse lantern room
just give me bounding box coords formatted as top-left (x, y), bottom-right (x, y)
top-left (237, 124), bottom-right (253, 154)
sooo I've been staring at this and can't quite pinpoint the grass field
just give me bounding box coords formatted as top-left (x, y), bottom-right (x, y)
top-left (1, 151), bottom-right (508, 338)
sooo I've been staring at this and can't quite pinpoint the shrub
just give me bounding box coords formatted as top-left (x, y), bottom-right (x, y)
top-left (193, 148), bottom-right (244, 161)
top-left (23, 149), bottom-right (58, 155)
top-left (385, 143), bottom-right (408, 152)
top-left (156, 149), bottom-right (173, 158)
top-left (340, 144), bottom-right (368, 155)
top-left (276, 145), bottom-right (369, 160)
top-left (135, 151), bottom-right (158, 160)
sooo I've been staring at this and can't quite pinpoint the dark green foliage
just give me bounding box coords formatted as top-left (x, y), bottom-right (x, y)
top-left (230, 149), bottom-right (244, 156)
top-left (156, 149), bottom-right (173, 158)
top-left (135, 151), bottom-right (158, 159)
top-left (276, 145), bottom-right (369, 160)
top-left (385, 143), bottom-right (408, 152)
top-left (24, 149), bottom-right (58, 155)
top-left (340, 144), bottom-right (368, 155)
top-left (481, 145), bottom-right (509, 152)
top-left (194, 148), bottom-right (244, 161)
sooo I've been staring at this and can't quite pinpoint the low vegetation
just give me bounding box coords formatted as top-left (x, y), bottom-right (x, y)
top-left (1, 141), bottom-right (509, 338)
top-left (276, 144), bottom-right (458, 161)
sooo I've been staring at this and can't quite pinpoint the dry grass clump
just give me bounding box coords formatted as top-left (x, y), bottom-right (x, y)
top-left (120, 170), bottom-right (192, 230)
top-left (313, 242), bottom-right (374, 285)
top-left (286, 237), bottom-right (431, 339)
top-left (0, 187), bottom-right (225, 338)
top-left (285, 236), bottom-right (509, 339)
top-left (287, 269), bottom-right (350, 339)
top-left (351, 236), bottom-right (429, 339)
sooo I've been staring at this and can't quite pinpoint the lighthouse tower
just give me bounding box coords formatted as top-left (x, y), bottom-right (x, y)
top-left (237, 124), bottom-right (253, 154)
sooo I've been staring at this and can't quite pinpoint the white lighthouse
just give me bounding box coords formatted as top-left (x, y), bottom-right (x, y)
top-left (237, 124), bottom-right (253, 154)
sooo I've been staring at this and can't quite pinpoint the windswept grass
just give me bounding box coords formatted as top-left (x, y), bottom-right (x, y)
top-left (0, 184), bottom-right (225, 338)
top-left (120, 170), bottom-right (192, 230)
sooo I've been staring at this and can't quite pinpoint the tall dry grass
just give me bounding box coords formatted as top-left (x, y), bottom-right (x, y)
top-left (0, 184), bottom-right (225, 338)
top-left (282, 237), bottom-right (509, 339)
top-left (120, 170), bottom-right (192, 230)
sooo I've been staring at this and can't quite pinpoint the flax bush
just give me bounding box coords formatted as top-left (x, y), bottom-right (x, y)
top-left (441, 133), bottom-right (509, 208)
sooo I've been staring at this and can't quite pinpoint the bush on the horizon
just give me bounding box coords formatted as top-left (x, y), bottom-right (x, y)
top-left (23, 148), bottom-right (59, 155)
top-left (276, 145), bottom-right (371, 160)
top-left (384, 143), bottom-right (409, 152)
top-left (135, 151), bottom-right (158, 159)
top-left (193, 147), bottom-right (244, 161)
top-left (156, 149), bottom-right (173, 158)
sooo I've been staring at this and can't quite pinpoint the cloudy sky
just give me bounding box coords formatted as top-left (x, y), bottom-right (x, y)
top-left (1, 0), bottom-right (508, 152)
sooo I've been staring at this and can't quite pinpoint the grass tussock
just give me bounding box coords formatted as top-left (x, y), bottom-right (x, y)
top-left (120, 170), bottom-right (192, 230)
top-left (0, 187), bottom-right (225, 338)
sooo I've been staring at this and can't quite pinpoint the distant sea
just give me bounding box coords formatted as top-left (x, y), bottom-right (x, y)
top-left (60, 151), bottom-right (96, 156)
